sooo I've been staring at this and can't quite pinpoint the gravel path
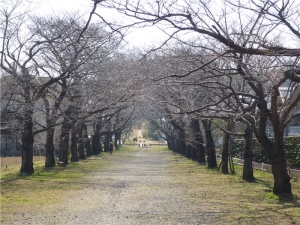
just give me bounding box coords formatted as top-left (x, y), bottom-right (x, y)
top-left (6, 147), bottom-right (221, 225)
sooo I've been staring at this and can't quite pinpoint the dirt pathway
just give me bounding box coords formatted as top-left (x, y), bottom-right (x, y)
top-left (12, 147), bottom-right (221, 225)
top-left (65, 147), bottom-right (214, 225)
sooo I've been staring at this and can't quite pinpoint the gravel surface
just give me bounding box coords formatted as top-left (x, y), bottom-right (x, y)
top-left (4, 147), bottom-right (223, 225)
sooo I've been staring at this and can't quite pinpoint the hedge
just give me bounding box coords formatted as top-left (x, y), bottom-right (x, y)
top-left (231, 136), bottom-right (300, 168)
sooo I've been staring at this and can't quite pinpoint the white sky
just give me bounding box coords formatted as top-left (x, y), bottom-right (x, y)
top-left (25, 0), bottom-right (167, 50)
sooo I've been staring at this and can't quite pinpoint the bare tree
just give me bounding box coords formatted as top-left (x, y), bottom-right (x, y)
top-left (98, 0), bottom-right (300, 195)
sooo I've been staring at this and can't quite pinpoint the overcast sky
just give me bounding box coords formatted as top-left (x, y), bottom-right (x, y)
top-left (26, 0), bottom-right (167, 50)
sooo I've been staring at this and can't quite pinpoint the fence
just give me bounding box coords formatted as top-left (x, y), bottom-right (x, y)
top-left (217, 155), bottom-right (300, 180)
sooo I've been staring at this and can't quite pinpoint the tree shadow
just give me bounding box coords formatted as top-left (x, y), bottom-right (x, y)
top-left (252, 178), bottom-right (273, 190)
top-left (1, 165), bottom-right (67, 185)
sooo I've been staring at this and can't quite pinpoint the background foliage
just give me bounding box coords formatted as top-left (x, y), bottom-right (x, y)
top-left (142, 122), bottom-right (159, 141)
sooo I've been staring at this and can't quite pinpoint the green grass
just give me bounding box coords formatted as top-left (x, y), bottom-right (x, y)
top-left (165, 147), bottom-right (300, 224)
top-left (0, 154), bottom-right (109, 214)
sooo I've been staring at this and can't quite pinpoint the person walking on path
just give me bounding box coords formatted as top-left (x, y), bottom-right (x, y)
top-left (109, 142), bottom-right (114, 155)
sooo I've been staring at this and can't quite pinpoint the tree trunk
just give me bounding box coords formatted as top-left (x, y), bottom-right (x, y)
top-left (85, 136), bottom-right (92, 156)
top-left (190, 119), bottom-right (206, 163)
top-left (197, 143), bottom-right (206, 164)
top-left (271, 135), bottom-right (291, 195)
top-left (43, 82), bottom-right (67, 167)
top-left (243, 126), bottom-right (254, 181)
top-left (222, 120), bottom-right (234, 174)
top-left (177, 138), bottom-right (186, 156)
top-left (166, 135), bottom-right (174, 151)
top-left (70, 124), bottom-right (79, 162)
top-left (171, 120), bottom-right (186, 155)
top-left (104, 135), bottom-right (110, 152)
top-left (186, 144), bottom-right (192, 159)
top-left (221, 131), bottom-right (230, 174)
top-left (172, 139), bottom-right (178, 153)
top-left (271, 154), bottom-right (291, 195)
top-left (190, 119), bottom-right (204, 162)
top-left (92, 134), bottom-right (100, 155)
top-left (45, 128), bottom-right (55, 167)
top-left (255, 110), bottom-right (291, 195)
top-left (20, 114), bottom-right (34, 174)
top-left (191, 145), bottom-right (197, 161)
top-left (202, 120), bottom-right (217, 168)
top-left (59, 120), bottom-right (71, 164)
top-left (171, 137), bottom-right (177, 152)
top-left (77, 123), bottom-right (86, 160)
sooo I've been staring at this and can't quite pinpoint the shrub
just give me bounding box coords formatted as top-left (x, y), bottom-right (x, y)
top-left (231, 136), bottom-right (300, 168)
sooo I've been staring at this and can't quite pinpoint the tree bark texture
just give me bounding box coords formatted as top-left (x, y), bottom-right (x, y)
top-left (43, 81), bottom-right (67, 167)
top-left (221, 120), bottom-right (234, 174)
top-left (186, 144), bottom-right (192, 159)
top-left (243, 126), bottom-right (254, 181)
top-left (104, 135), bottom-right (110, 152)
top-left (190, 119), bottom-right (205, 162)
top-left (70, 125), bottom-right (79, 162)
top-left (20, 113), bottom-right (34, 174)
top-left (166, 135), bottom-right (175, 151)
top-left (92, 134), bottom-right (100, 155)
top-left (177, 136), bottom-right (186, 156)
top-left (171, 120), bottom-right (186, 155)
top-left (191, 145), bottom-right (197, 161)
top-left (45, 128), bottom-right (56, 167)
top-left (59, 120), bottom-right (71, 164)
top-left (255, 107), bottom-right (292, 194)
top-left (221, 131), bottom-right (230, 174)
top-left (271, 135), bottom-right (291, 195)
top-left (20, 85), bottom-right (34, 174)
top-left (202, 120), bottom-right (217, 168)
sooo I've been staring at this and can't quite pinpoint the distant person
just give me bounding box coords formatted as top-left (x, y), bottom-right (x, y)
top-left (109, 142), bottom-right (114, 155)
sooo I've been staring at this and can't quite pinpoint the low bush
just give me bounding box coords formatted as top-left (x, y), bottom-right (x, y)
top-left (231, 136), bottom-right (300, 168)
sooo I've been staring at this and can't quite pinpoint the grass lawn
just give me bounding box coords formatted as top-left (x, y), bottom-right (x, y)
top-left (166, 147), bottom-right (300, 224)
top-left (0, 154), bottom-right (109, 216)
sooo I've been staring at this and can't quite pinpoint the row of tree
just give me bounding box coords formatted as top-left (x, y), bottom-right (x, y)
top-left (92, 0), bottom-right (300, 196)
top-left (0, 1), bottom-right (140, 174)
top-left (1, 0), bottom-right (300, 197)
